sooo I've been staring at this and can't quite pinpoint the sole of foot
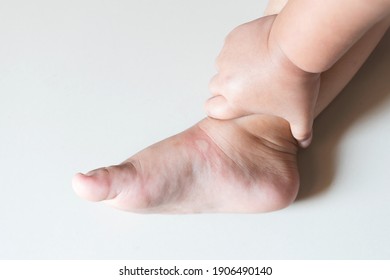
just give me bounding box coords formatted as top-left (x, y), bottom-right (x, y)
top-left (72, 114), bottom-right (299, 214)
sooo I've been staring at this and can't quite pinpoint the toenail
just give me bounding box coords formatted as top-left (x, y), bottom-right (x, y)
top-left (85, 170), bottom-right (98, 177)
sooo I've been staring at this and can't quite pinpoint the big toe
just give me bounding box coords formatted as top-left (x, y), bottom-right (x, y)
top-left (72, 162), bottom-right (138, 202)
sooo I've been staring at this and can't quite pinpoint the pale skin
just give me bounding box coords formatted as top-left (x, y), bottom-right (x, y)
top-left (72, 1), bottom-right (390, 213)
top-left (206, 0), bottom-right (390, 147)
top-left (206, 14), bottom-right (320, 148)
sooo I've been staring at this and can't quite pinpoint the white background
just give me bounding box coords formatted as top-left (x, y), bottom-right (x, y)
top-left (1, 0), bottom-right (390, 259)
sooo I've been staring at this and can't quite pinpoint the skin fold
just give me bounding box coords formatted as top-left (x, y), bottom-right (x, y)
top-left (72, 1), bottom-right (390, 214)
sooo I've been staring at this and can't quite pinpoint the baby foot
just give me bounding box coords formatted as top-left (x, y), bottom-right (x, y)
top-left (72, 114), bottom-right (299, 213)
top-left (206, 15), bottom-right (319, 147)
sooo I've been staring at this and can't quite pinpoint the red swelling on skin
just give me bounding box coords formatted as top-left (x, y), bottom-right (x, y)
top-left (72, 115), bottom-right (299, 213)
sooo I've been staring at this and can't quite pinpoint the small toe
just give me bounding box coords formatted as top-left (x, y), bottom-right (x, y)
top-left (290, 122), bottom-right (313, 148)
top-left (205, 95), bottom-right (247, 120)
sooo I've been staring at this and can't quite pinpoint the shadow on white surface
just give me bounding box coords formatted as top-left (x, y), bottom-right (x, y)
top-left (1, 0), bottom-right (390, 260)
top-left (297, 30), bottom-right (390, 200)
